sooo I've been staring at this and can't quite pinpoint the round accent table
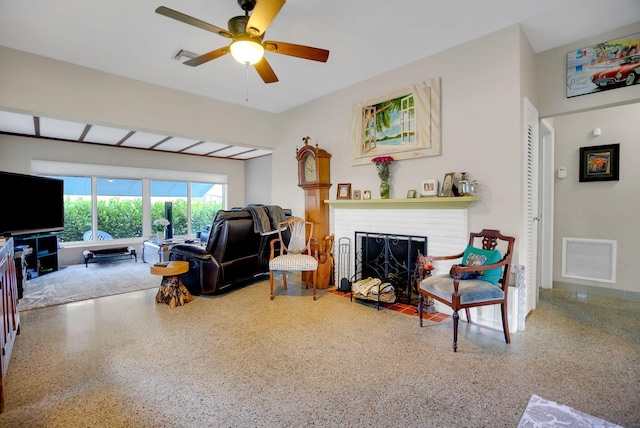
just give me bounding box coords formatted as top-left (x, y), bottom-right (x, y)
top-left (150, 260), bottom-right (194, 308)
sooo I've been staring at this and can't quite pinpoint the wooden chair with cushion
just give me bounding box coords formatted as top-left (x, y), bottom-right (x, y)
top-left (418, 229), bottom-right (515, 352)
top-left (269, 216), bottom-right (319, 300)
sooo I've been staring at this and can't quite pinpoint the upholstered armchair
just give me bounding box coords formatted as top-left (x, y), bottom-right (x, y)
top-left (418, 229), bottom-right (515, 352)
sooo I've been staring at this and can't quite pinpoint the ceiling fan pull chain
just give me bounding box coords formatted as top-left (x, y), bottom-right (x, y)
top-left (245, 63), bottom-right (250, 102)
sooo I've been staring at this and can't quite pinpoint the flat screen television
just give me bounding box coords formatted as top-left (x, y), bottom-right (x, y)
top-left (0, 171), bottom-right (64, 236)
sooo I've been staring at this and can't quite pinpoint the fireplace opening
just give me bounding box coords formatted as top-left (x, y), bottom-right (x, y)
top-left (353, 231), bottom-right (427, 305)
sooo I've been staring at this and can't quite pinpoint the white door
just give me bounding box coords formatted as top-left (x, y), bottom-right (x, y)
top-left (539, 120), bottom-right (555, 290)
top-left (523, 98), bottom-right (539, 315)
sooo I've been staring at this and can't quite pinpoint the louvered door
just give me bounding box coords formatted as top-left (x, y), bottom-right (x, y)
top-left (524, 98), bottom-right (539, 315)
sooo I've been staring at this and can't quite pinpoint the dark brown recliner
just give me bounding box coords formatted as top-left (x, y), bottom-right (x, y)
top-left (170, 207), bottom-right (290, 295)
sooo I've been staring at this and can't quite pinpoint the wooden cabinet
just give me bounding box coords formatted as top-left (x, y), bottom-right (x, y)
top-left (14, 233), bottom-right (58, 278)
top-left (0, 237), bottom-right (21, 412)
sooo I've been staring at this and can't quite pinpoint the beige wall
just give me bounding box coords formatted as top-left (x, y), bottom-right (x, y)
top-left (273, 25), bottom-right (529, 264)
top-left (245, 154), bottom-right (272, 205)
top-left (519, 25), bottom-right (539, 108)
top-left (0, 45), bottom-right (279, 149)
top-left (552, 103), bottom-right (640, 295)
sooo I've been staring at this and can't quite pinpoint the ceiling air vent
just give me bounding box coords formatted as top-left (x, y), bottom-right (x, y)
top-left (171, 49), bottom-right (198, 62)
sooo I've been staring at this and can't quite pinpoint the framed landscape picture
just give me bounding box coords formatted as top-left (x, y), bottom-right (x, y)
top-left (350, 78), bottom-right (442, 165)
top-left (579, 144), bottom-right (620, 182)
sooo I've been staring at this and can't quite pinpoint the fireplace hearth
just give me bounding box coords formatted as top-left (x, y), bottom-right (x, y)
top-left (329, 202), bottom-right (471, 307)
top-left (353, 231), bottom-right (427, 305)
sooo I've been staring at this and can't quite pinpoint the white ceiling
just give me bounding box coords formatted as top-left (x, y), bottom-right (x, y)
top-left (1, 0), bottom-right (639, 159)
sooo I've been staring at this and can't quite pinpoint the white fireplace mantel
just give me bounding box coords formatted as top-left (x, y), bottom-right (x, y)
top-left (327, 194), bottom-right (520, 334)
top-left (324, 195), bottom-right (477, 209)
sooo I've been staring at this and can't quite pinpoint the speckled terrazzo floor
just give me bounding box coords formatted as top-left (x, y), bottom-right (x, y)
top-left (1, 279), bottom-right (639, 427)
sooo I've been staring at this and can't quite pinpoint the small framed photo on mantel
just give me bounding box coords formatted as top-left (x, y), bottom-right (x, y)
top-left (337, 183), bottom-right (352, 199)
top-left (440, 173), bottom-right (455, 197)
top-left (420, 179), bottom-right (439, 197)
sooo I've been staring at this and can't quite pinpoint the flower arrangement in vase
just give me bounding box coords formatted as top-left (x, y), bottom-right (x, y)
top-left (153, 218), bottom-right (170, 242)
top-left (371, 156), bottom-right (394, 199)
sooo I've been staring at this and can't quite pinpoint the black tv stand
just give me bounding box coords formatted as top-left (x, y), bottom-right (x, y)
top-left (13, 233), bottom-right (58, 279)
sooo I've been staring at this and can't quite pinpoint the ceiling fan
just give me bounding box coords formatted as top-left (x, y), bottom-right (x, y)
top-left (156, 0), bottom-right (330, 84)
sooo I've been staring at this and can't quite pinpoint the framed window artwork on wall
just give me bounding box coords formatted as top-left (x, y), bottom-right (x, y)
top-left (350, 78), bottom-right (442, 165)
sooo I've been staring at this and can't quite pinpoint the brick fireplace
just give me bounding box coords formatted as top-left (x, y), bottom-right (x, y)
top-left (328, 198), bottom-right (475, 283)
top-left (326, 197), bottom-right (525, 333)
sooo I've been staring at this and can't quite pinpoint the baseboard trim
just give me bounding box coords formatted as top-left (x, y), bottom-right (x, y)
top-left (552, 281), bottom-right (640, 302)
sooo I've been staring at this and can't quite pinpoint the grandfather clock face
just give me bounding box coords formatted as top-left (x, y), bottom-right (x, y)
top-left (303, 153), bottom-right (317, 183)
top-left (297, 143), bottom-right (331, 189)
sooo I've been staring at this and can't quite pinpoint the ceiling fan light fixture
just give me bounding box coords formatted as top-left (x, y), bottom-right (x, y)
top-left (156, 2), bottom-right (329, 84)
top-left (230, 39), bottom-right (264, 65)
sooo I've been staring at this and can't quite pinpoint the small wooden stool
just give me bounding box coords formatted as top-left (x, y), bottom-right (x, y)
top-left (150, 261), bottom-right (194, 308)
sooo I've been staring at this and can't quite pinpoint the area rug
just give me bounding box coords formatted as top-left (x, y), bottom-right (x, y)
top-left (19, 261), bottom-right (159, 311)
top-left (518, 394), bottom-right (623, 427)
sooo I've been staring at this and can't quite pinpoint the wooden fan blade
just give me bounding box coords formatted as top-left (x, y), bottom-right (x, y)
top-left (254, 57), bottom-right (279, 84)
top-left (184, 47), bottom-right (229, 66)
top-left (264, 41), bottom-right (329, 62)
top-left (245, 0), bottom-right (286, 37)
top-left (155, 6), bottom-right (232, 38)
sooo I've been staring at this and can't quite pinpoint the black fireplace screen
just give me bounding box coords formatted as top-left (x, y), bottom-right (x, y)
top-left (354, 231), bottom-right (427, 305)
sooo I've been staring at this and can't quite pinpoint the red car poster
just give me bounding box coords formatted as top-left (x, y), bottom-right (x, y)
top-left (567, 32), bottom-right (640, 98)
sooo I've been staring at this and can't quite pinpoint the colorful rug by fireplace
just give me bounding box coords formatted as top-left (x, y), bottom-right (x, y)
top-left (518, 394), bottom-right (622, 427)
top-left (19, 261), bottom-right (159, 311)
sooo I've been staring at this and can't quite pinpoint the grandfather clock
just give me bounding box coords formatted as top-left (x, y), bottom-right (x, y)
top-left (296, 137), bottom-right (332, 289)
top-left (296, 138), bottom-right (332, 248)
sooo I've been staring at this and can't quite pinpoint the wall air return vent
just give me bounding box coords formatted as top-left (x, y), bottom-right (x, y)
top-left (562, 237), bottom-right (616, 283)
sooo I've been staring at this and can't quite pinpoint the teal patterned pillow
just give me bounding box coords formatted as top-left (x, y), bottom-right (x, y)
top-left (460, 245), bottom-right (502, 284)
